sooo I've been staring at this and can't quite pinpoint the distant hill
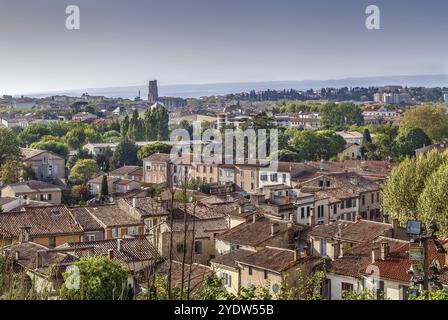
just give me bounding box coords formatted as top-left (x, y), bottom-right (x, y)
top-left (24, 74), bottom-right (448, 99)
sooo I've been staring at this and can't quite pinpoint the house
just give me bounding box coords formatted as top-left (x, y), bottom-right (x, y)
top-left (0, 197), bottom-right (22, 212)
top-left (76, 203), bottom-right (145, 240)
top-left (308, 218), bottom-right (407, 261)
top-left (236, 247), bottom-right (324, 296)
top-left (0, 205), bottom-right (83, 247)
top-left (88, 175), bottom-right (141, 196)
top-left (72, 112), bottom-right (98, 123)
top-left (1, 180), bottom-right (63, 205)
top-left (234, 163), bottom-right (260, 194)
top-left (337, 143), bottom-right (362, 161)
top-left (365, 239), bottom-right (447, 300)
top-left (210, 249), bottom-right (253, 294)
top-left (0, 241), bottom-right (78, 294)
top-left (143, 153), bottom-right (172, 186)
top-left (259, 162), bottom-right (318, 189)
top-left (336, 131), bottom-right (364, 145)
top-left (324, 236), bottom-right (408, 300)
top-left (21, 148), bottom-right (65, 182)
top-left (415, 143), bottom-right (448, 157)
top-left (215, 215), bottom-right (307, 255)
top-left (108, 166), bottom-right (143, 182)
top-left (298, 172), bottom-right (384, 224)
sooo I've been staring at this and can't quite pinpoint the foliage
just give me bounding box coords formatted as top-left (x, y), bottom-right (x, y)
top-left (71, 184), bottom-right (90, 200)
top-left (68, 159), bottom-right (100, 183)
top-left (286, 129), bottom-right (346, 161)
top-left (30, 140), bottom-right (70, 158)
top-left (277, 269), bottom-right (325, 300)
top-left (392, 127), bottom-right (431, 160)
top-left (382, 150), bottom-right (448, 228)
top-left (417, 162), bottom-right (448, 236)
top-left (401, 105), bottom-right (448, 142)
top-left (413, 289), bottom-right (448, 300)
top-left (137, 142), bottom-right (172, 161)
top-left (110, 137), bottom-right (139, 169)
top-left (100, 175), bottom-right (109, 197)
top-left (319, 102), bottom-right (363, 130)
top-left (60, 257), bottom-right (128, 300)
top-left (342, 288), bottom-right (386, 300)
top-left (0, 161), bottom-right (22, 184)
top-left (0, 128), bottom-right (21, 166)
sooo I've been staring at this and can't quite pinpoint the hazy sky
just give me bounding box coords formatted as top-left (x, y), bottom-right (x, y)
top-left (0, 0), bottom-right (447, 94)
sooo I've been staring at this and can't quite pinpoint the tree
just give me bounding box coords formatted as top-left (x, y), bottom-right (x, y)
top-left (417, 162), bottom-right (448, 236)
top-left (110, 137), bottom-right (139, 169)
top-left (120, 114), bottom-right (130, 138)
top-left (392, 128), bottom-right (431, 160)
top-left (127, 111), bottom-right (144, 141)
top-left (0, 128), bottom-right (21, 166)
top-left (137, 142), bottom-right (172, 161)
top-left (382, 150), bottom-right (448, 224)
top-left (60, 257), bottom-right (128, 300)
top-left (30, 140), bottom-right (69, 158)
top-left (65, 127), bottom-right (87, 150)
top-left (342, 288), bottom-right (386, 300)
top-left (100, 175), bottom-right (109, 197)
top-left (401, 105), bottom-right (448, 142)
top-left (68, 159), bottom-right (99, 183)
top-left (0, 161), bottom-right (22, 184)
top-left (71, 184), bottom-right (90, 201)
top-left (320, 102), bottom-right (363, 130)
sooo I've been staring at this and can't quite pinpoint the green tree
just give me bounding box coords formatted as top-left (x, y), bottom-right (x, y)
top-left (0, 161), bottom-right (22, 184)
top-left (392, 127), bottom-right (431, 160)
top-left (120, 114), bottom-right (130, 138)
top-left (417, 162), bottom-right (448, 236)
top-left (110, 137), bottom-right (139, 169)
top-left (382, 150), bottom-right (448, 224)
top-left (0, 128), bottom-right (21, 166)
top-left (60, 257), bottom-right (128, 300)
top-left (100, 175), bottom-right (109, 197)
top-left (137, 142), bottom-right (172, 161)
top-left (320, 102), bottom-right (363, 130)
top-left (30, 140), bottom-right (70, 158)
top-left (401, 105), bottom-right (448, 142)
top-left (65, 127), bottom-right (87, 150)
top-left (68, 159), bottom-right (99, 183)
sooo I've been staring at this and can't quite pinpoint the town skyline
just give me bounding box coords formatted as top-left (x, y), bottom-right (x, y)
top-left (1, 0), bottom-right (447, 95)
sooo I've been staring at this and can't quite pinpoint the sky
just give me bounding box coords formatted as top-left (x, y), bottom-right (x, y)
top-left (0, 0), bottom-right (447, 95)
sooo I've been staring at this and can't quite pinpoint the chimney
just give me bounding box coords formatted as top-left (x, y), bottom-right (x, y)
top-left (294, 248), bottom-right (301, 261)
top-left (117, 239), bottom-right (123, 253)
top-left (371, 247), bottom-right (380, 263)
top-left (239, 205), bottom-right (244, 215)
top-left (252, 214), bottom-right (257, 223)
top-left (26, 198), bottom-right (30, 205)
top-left (36, 251), bottom-right (44, 268)
top-left (271, 223), bottom-right (280, 236)
top-left (108, 249), bottom-right (114, 260)
top-left (132, 197), bottom-right (137, 208)
top-left (303, 246), bottom-right (309, 257)
top-left (380, 242), bottom-right (390, 260)
top-left (19, 226), bottom-right (31, 243)
top-left (15, 251), bottom-right (20, 260)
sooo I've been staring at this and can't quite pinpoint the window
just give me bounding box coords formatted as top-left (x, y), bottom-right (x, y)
top-left (177, 244), bottom-right (184, 254)
top-left (209, 166), bottom-right (213, 173)
top-left (320, 239), bottom-right (327, 256)
top-left (49, 236), bottom-right (56, 248)
top-left (87, 234), bottom-right (96, 242)
top-left (282, 174), bottom-right (287, 183)
top-left (127, 226), bottom-right (139, 236)
top-left (371, 194), bottom-right (374, 204)
top-left (112, 227), bottom-right (121, 239)
top-left (333, 205), bottom-right (338, 215)
top-left (264, 270), bottom-right (268, 279)
top-left (47, 194), bottom-right (52, 201)
top-left (248, 266), bottom-right (253, 276)
top-left (341, 282), bottom-right (354, 292)
top-left (301, 207), bottom-right (305, 219)
top-left (251, 183), bottom-right (254, 190)
top-left (223, 273), bottom-right (232, 287)
top-left (362, 195), bottom-right (365, 206)
top-left (271, 173), bottom-right (278, 182)
top-left (317, 205), bottom-right (324, 219)
top-left (306, 207), bottom-right (311, 217)
top-left (318, 180), bottom-right (324, 187)
top-left (40, 194), bottom-right (44, 201)
top-left (326, 181), bottom-right (330, 187)
top-left (194, 241), bottom-right (203, 254)
top-left (399, 285), bottom-right (410, 300)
